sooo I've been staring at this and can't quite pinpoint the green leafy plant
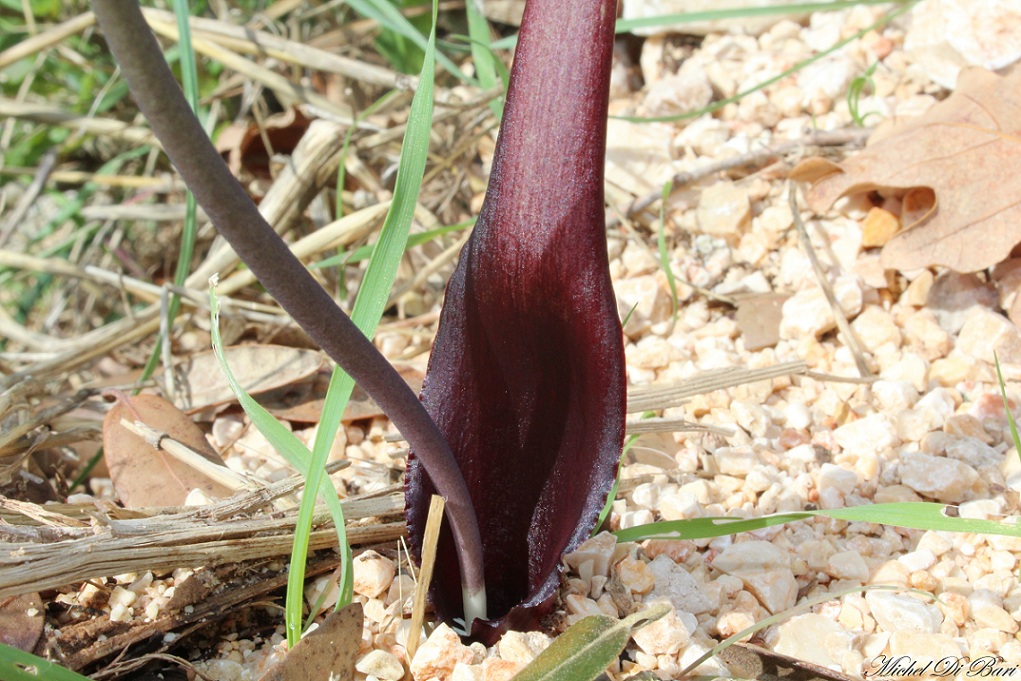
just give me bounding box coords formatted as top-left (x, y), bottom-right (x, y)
top-left (848, 61), bottom-right (881, 127)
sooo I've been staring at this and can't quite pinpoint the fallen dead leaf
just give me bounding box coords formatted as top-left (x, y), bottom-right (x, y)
top-left (265, 363), bottom-right (424, 424)
top-left (103, 394), bottom-right (233, 507)
top-left (793, 66), bottom-right (1021, 273)
top-left (216, 108), bottom-right (311, 180)
top-left (173, 345), bottom-right (325, 414)
top-left (0, 593), bottom-right (44, 652)
top-left (259, 603), bottom-right (363, 681)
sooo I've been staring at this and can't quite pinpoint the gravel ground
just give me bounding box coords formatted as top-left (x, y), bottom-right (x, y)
top-left (47, 1), bottom-right (1021, 679)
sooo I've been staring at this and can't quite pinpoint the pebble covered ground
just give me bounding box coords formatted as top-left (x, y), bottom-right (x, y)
top-left (58, 1), bottom-right (1021, 679)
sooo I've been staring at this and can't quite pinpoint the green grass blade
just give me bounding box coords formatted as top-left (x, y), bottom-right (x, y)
top-left (336, 89), bottom-right (402, 219)
top-left (0, 643), bottom-right (92, 681)
top-left (140, 0), bottom-right (201, 385)
top-left (345, 0), bottom-right (468, 82)
top-left (613, 2), bottom-right (915, 124)
top-left (287, 0), bottom-right (441, 647)
top-left (490, 0), bottom-right (909, 50)
top-left (314, 219), bottom-right (473, 269)
top-left (615, 501), bottom-right (1021, 543)
top-left (994, 352), bottom-right (1021, 465)
top-left (465, 0), bottom-right (503, 118)
top-left (657, 180), bottom-right (678, 318)
top-left (208, 287), bottom-right (353, 638)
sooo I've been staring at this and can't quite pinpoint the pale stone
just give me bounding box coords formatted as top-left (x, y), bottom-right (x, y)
top-left (898, 548), bottom-right (937, 572)
top-left (199, 660), bottom-right (246, 681)
top-left (897, 406), bottom-right (943, 442)
top-left (716, 609), bottom-right (757, 638)
top-left (917, 531), bottom-right (954, 556)
top-left (833, 413), bottom-right (900, 456)
top-left (905, 0), bottom-right (1021, 89)
top-left (620, 242), bottom-right (661, 278)
top-left (865, 591), bottom-right (943, 633)
top-left (642, 63), bottom-right (713, 118)
top-left (715, 447), bottom-right (758, 476)
top-left (451, 663), bottom-right (482, 681)
top-left (678, 640), bottom-right (730, 677)
top-left (606, 119), bottom-right (676, 196)
top-left (712, 541), bottom-right (798, 614)
top-left (852, 306), bottom-right (902, 352)
top-left (631, 605), bottom-right (690, 655)
top-left (901, 309), bottom-right (952, 360)
top-left (898, 451), bottom-right (984, 502)
top-left (696, 182), bottom-right (751, 239)
top-left (481, 658), bottom-right (523, 681)
top-left (496, 631), bottom-right (550, 665)
top-left (564, 532), bottom-right (617, 578)
top-left (657, 487), bottom-right (701, 521)
top-left (353, 551), bottom-right (395, 599)
top-left (798, 539), bottom-right (837, 571)
top-left (828, 551), bottom-right (870, 582)
top-left (779, 278), bottom-right (864, 340)
top-left (880, 352), bottom-right (929, 392)
top-left (926, 271), bottom-right (998, 334)
top-left (886, 631), bottom-right (961, 664)
top-left (818, 463), bottom-right (859, 496)
top-left (410, 623), bottom-right (475, 681)
top-left (957, 307), bottom-right (1021, 364)
top-left (646, 554), bottom-right (712, 615)
top-left (617, 556), bottom-right (656, 595)
top-left (623, 0), bottom-right (806, 36)
top-left (971, 602), bottom-right (1019, 633)
top-left (109, 586), bottom-right (137, 608)
top-left (774, 614), bottom-right (844, 668)
top-left (616, 275), bottom-right (670, 337)
top-left (945, 435), bottom-right (1003, 468)
top-left (903, 270), bottom-right (934, 306)
top-left (944, 414), bottom-right (993, 443)
top-left (860, 207), bottom-right (900, 248)
top-left (356, 650), bottom-right (405, 681)
top-left (871, 380), bottom-right (920, 413)
top-left (564, 594), bottom-right (602, 618)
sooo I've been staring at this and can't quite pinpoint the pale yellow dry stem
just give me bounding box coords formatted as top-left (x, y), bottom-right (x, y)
top-left (0, 98), bottom-right (158, 147)
top-left (407, 494), bottom-right (446, 660)
top-left (0, 482), bottom-right (404, 599)
top-left (140, 8), bottom-right (406, 90)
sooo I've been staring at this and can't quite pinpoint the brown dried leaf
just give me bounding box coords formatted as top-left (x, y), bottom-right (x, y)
top-left (0, 593), bottom-right (44, 652)
top-left (173, 345), bottom-right (325, 413)
top-left (265, 364), bottom-right (424, 424)
top-left (215, 108), bottom-right (311, 179)
top-left (259, 603), bottom-right (362, 681)
top-left (797, 67), bottom-right (1021, 273)
top-left (103, 394), bottom-right (233, 507)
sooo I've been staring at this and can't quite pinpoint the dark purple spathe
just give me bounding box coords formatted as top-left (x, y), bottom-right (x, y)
top-left (405, 0), bottom-right (625, 644)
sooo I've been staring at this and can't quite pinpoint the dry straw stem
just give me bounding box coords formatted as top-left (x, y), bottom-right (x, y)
top-left (0, 479), bottom-right (404, 600)
top-left (407, 494), bottom-right (446, 659)
top-left (624, 126), bottom-right (873, 218)
top-left (0, 121), bottom-right (352, 385)
top-left (788, 186), bottom-right (872, 378)
top-left (0, 98), bottom-right (158, 147)
top-left (140, 8), bottom-right (408, 90)
top-left (626, 360), bottom-right (808, 412)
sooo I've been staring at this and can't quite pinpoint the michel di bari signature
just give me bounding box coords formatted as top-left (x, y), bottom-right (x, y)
top-left (864, 654), bottom-right (1019, 678)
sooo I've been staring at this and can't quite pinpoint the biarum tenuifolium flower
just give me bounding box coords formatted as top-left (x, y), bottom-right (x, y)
top-left (406, 0), bottom-right (626, 644)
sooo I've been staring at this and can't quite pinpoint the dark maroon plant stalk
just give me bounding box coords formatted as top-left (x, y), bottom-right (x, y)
top-left (406, 0), bottom-right (625, 643)
top-left (89, 0), bottom-right (487, 618)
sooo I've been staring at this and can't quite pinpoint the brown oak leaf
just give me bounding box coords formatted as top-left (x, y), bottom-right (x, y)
top-left (794, 67), bottom-right (1021, 273)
